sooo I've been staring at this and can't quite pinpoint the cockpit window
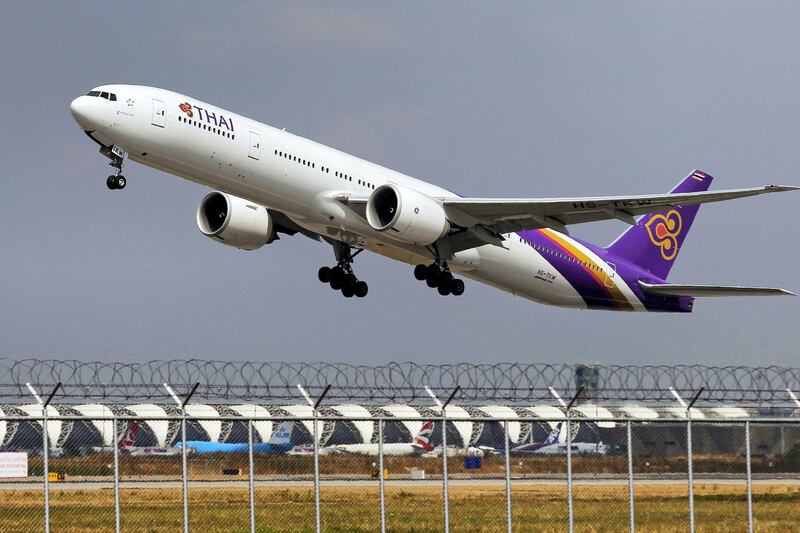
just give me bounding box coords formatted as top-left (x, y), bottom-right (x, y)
top-left (86, 90), bottom-right (117, 101)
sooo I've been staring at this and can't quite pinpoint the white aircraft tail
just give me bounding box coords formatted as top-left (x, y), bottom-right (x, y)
top-left (545, 422), bottom-right (565, 446)
top-left (268, 422), bottom-right (293, 445)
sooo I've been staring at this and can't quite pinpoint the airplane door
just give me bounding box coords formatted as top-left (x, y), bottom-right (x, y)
top-left (248, 131), bottom-right (261, 160)
top-left (604, 262), bottom-right (616, 288)
top-left (151, 99), bottom-right (166, 128)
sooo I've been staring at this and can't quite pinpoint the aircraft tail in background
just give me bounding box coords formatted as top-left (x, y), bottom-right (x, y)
top-left (413, 421), bottom-right (435, 452)
top-left (118, 421), bottom-right (140, 449)
top-left (606, 170), bottom-right (713, 280)
top-left (268, 422), bottom-right (294, 446)
top-left (545, 422), bottom-right (565, 446)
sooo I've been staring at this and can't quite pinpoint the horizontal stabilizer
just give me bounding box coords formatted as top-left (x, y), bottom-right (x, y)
top-left (638, 281), bottom-right (795, 298)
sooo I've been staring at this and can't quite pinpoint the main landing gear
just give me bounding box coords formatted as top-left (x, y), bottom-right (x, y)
top-left (318, 242), bottom-right (368, 298)
top-left (414, 262), bottom-right (465, 296)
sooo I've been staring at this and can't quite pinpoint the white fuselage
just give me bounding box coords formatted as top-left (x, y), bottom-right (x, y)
top-left (327, 443), bottom-right (427, 457)
top-left (69, 84), bottom-right (596, 308)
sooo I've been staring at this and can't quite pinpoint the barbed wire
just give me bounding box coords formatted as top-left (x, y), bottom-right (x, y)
top-left (1, 358), bottom-right (799, 406)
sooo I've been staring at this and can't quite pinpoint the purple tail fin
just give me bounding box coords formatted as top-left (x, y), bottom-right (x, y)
top-left (606, 170), bottom-right (713, 280)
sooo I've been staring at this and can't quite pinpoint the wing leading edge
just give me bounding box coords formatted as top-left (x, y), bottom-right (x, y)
top-left (441, 183), bottom-right (798, 234)
top-left (638, 281), bottom-right (795, 298)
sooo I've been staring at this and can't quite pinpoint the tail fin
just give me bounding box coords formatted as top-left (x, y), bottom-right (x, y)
top-left (414, 421), bottom-right (435, 452)
top-left (268, 422), bottom-right (294, 445)
top-left (118, 421), bottom-right (140, 449)
top-left (545, 422), bottom-right (563, 446)
top-left (606, 170), bottom-right (713, 279)
top-left (489, 422), bottom-right (506, 449)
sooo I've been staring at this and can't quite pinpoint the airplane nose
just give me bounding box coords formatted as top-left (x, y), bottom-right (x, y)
top-left (69, 95), bottom-right (95, 129)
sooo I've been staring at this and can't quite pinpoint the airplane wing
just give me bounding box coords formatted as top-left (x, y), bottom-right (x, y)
top-left (638, 281), bottom-right (795, 298)
top-left (440, 185), bottom-right (798, 235)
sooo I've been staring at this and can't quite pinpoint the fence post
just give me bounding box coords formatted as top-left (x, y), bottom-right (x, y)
top-left (378, 418), bottom-right (386, 533)
top-left (27, 382), bottom-right (59, 533)
top-left (627, 420), bottom-right (634, 533)
top-left (745, 420), bottom-right (753, 533)
top-left (248, 419), bottom-right (256, 533)
top-left (43, 407), bottom-right (50, 533)
top-left (566, 412), bottom-right (574, 533)
top-left (687, 388), bottom-right (702, 533)
top-left (298, 383), bottom-right (330, 533)
top-left (565, 387), bottom-right (582, 533)
top-left (504, 419), bottom-right (512, 533)
top-left (165, 382), bottom-right (198, 533)
top-left (425, 385), bottom-right (459, 533)
top-left (687, 416), bottom-right (694, 533)
top-left (113, 418), bottom-right (121, 533)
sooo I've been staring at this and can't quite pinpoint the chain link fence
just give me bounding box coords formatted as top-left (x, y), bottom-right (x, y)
top-left (1, 411), bottom-right (799, 532)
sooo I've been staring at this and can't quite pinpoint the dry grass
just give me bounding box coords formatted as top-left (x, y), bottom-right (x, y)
top-left (0, 483), bottom-right (798, 532)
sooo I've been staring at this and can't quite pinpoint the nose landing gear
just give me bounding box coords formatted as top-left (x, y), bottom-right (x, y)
top-left (319, 242), bottom-right (369, 298)
top-left (104, 146), bottom-right (126, 190)
top-left (413, 262), bottom-right (465, 296)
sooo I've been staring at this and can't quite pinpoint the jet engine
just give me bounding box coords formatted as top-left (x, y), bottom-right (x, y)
top-left (365, 184), bottom-right (450, 245)
top-left (196, 192), bottom-right (275, 250)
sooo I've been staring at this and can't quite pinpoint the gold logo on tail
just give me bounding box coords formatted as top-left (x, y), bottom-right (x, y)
top-left (644, 210), bottom-right (682, 261)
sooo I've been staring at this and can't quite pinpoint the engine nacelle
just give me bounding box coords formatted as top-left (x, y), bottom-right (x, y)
top-left (365, 184), bottom-right (450, 245)
top-left (196, 192), bottom-right (275, 250)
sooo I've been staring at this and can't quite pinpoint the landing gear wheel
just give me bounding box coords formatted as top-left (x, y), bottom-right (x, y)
top-left (330, 278), bottom-right (342, 291)
top-left (354, 281), bottom-right (368, 298)
top-left (343, 273), bottom-right (357, 291)
top-left (318, 266), bottom-right (332, 283)
top-left (330, 266), bottom-right (344, 284)
top-left (341, 286), bottom-right (355, 298)
top-left (425, 264), bottom-right (441, 288)
top-left (450, 279), bottom-right (465, 296)
top-left (106, 175), bottom-right (118, 190)
top-left (116, 176), bottom-right (126, 189)
top-left (437, 283), bottom-right (452, 296)
top-left (414, 264), bottom-right (428, 281)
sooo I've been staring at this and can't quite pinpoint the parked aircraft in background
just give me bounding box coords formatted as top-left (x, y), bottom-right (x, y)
top-left (112, 421), bottom-right (181, 457)
top-left (70, 85), bottom-right (797, 311)
top-left (173, 422), bottom-right (294, 455)
top-left (482, 422), bottom-right (607, 456)
top-left (511, 422), bottom-right (606, 456)
top-left (327, 421), bottom-right (435, 456)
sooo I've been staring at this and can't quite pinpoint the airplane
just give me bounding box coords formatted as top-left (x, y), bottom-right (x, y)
top-left (69, 85), bottom-right (798, 311)
top-left (511, 422), bottom-right (606, 456)
top-left (115, 421), bottom-right (182, 456)
top-left (326, 421), bottom-right (435, 456)
top-left (482, 422), bottom-right (606, 456)
top-left (173, 421), bottom-right (294, 455)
